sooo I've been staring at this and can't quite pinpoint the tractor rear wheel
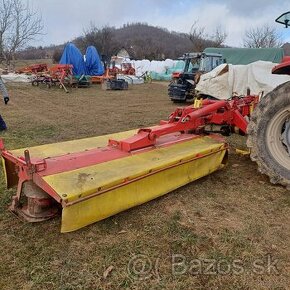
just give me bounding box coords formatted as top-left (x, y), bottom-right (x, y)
top-left (247, 81), bottom-right (290, 187)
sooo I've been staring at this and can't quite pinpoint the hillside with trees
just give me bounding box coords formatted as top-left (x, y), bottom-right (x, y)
top-left (15, 21), bottom-right (288, 63)
top-left (75, 23), bottom-right (193, 60)
top-left (16, 22), bottom-right (228, 62)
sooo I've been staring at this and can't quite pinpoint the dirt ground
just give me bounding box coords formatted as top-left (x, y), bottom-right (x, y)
top-left (0, 81), bottom-right (290, 290)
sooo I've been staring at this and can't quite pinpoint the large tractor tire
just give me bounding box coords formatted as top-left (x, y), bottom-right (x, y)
top-left (247, 81), bottom-right (290, 187)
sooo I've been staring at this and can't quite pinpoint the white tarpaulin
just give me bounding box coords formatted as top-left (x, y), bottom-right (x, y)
top-left (117, 74), bottom-right (144, 85)
top-left (1, 73), bottom-right (31, 83)
top-left (130, 59), bottom-right (183, 78)
top-left (196, 61), bottom-right (290, 99)
top-left (112, 58), bottom-right (184, 80)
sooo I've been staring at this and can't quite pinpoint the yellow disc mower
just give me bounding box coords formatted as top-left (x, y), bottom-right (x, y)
top-left (1, 95), bottom-right (259, 232)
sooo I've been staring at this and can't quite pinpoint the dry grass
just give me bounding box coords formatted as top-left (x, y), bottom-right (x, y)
top-left (0, 82), bottom-right (289, 289)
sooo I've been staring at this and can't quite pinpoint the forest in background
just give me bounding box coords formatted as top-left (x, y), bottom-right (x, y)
top-left (15, 22), bottom-right (227, 61)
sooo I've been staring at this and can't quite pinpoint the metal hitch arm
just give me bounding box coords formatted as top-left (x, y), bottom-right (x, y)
top-left (109, 96), bottom-right (259, 152)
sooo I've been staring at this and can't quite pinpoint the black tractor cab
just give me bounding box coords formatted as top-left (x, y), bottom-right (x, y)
top-left (168, 52), bottom-right (223, 103)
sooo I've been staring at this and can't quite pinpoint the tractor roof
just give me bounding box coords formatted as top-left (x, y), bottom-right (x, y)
top-left (179, 52), bottom-right (222, 60)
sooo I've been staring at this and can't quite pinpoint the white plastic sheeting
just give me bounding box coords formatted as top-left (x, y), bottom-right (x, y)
top-left (131, 59), bottom-right (151, 76)
top-left (196, 61), bottom-right (290, 99)
top-left (1, 73), bottom-right (31, 83)
top-left (111, 58), bottom-right (184, 80)
top-left (117, 74), bottom-right (144, 85)
top-left (130, 59), bottom-right (184, 80)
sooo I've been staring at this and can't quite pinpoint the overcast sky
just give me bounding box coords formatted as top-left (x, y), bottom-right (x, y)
top-left (30, 0), bottom-right (290, 47)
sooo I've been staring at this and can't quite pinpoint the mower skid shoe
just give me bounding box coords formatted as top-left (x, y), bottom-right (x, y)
top-left (1, 130), bottom-right (227, 233)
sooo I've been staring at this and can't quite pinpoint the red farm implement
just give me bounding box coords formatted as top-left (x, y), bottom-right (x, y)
top-left (0, 94), bottom-right (258, 232)
top-left (109, 63), bottom-right (135, 76)
top-left (16, 63), bottom-right (48, 74)
top-left (31, 64), bottom-right (74, 93)
top-left (3, 11), bottom-right (290, 233)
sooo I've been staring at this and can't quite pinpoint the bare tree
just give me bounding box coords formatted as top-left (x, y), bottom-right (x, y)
top-left (211, 26), bottom-right (227, 47)
top-left (189, 21), bottom-right (227, 51)
top-left (0, 0), bottom-right (43, 65)
top-left (0, 0), bottom-right (13, 61)
top-left (189, 20), bottom-right (208, 52)
top-left (243, 24), bottom-right (282, 48)
top-left (81, 23), bottom-right (118, 57)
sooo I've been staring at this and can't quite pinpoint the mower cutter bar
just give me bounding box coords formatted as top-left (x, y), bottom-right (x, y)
top-left (0, 96), bottom-right (257, 232)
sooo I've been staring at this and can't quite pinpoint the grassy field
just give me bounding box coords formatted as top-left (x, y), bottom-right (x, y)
top-left (0, 82), bottom-right (290, 289)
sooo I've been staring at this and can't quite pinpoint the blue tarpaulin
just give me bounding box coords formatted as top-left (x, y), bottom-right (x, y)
top-left (60, 43), bottom-right (86, 75)
top-left (85, 46), bottom-right (104, 76)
